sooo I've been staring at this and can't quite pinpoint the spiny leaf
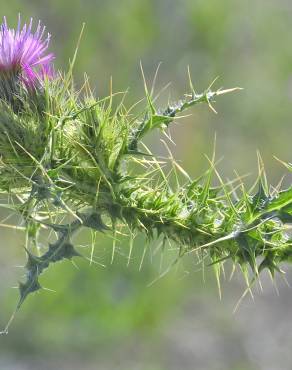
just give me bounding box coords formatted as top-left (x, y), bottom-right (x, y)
top-left (80, 212), bottom-right (110, 231)
top-left (47, 242), bottom-right (81, 261)
top-left (18, 277), bottom-right (42, 309)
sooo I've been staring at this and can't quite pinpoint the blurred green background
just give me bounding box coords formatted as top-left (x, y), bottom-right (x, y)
top-left (1, 1), bottom-right (292, 369)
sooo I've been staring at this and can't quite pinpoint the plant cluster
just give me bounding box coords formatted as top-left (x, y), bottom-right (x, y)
top-left (0, 16), bottom-right (292, 333)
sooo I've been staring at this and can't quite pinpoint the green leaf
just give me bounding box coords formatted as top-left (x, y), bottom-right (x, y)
top-left (250, 186), bottom-right (292, 222)
top-left (18, 277), bottom-right (42, 309)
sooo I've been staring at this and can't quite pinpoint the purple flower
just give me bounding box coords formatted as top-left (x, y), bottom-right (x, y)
top-left (0, 15), bottom-right (54, 91)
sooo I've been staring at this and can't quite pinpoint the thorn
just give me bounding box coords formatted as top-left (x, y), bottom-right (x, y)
top-left (216, 87), bottom-right (243, 96)
top-left (208, 100), bottom-right (218, 114)
top-left (207, 76), bottom-right (220, 91)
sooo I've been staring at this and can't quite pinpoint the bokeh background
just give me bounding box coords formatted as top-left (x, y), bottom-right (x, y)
top-left (1, 1), bottom-right (292, 369)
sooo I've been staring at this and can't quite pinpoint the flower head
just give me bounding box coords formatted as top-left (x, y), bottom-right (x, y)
top-left (0, 15), bottom-right (54, 99)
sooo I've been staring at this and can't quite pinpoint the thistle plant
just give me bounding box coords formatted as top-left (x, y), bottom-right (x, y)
top-left (1, 16), bottom-right (292, 333)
